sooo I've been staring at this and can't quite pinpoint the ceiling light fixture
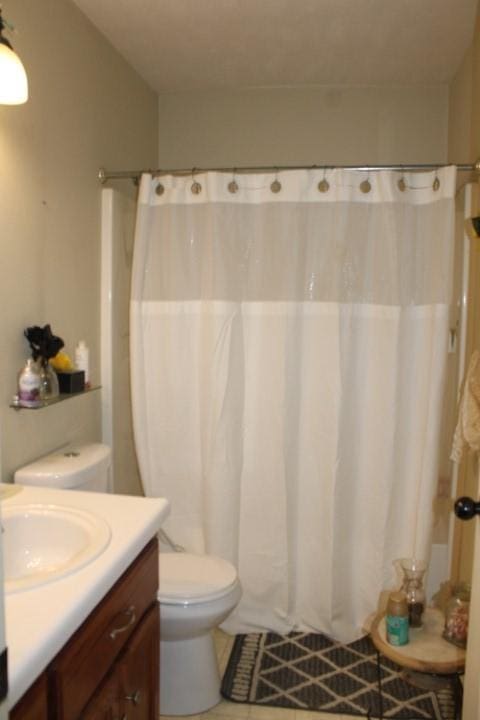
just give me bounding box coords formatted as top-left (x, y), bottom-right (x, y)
top-left (0, 8), bottom-right (28, 104)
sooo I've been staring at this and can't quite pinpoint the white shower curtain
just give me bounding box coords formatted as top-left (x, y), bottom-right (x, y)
top-left (131, 168), bottom-right (456, 642)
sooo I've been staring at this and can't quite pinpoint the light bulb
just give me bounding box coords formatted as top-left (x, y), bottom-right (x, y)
top-left (0, 40), bottom-right (28, 105)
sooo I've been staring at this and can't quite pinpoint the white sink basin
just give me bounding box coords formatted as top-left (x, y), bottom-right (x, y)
top-left (3, 504), bottom-right (111, 594)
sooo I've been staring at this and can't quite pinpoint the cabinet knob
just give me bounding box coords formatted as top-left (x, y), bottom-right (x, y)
top-left (109, 605), bottom-right (136, 640)
top-left (125, 689), bottom-right (141, 705)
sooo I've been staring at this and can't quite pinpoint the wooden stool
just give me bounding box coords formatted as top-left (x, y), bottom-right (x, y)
top-left (370, 607), bottom-right (465, 718)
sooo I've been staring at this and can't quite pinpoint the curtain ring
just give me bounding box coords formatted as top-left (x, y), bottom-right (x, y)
top-left (228, 169), bottom-right (239, 194)
top-left (433, 172), bottom-right (440, 192)
top-left (397, 167), bottom-right (406, 192)
top-left (155, 181), bottom-right (165, 196)
top-left (318, 168), bottom-right (330, 193)
top-left (270, 169), bottom-right (282, 194)
top-left (191, 168), bottom-right (202, 195)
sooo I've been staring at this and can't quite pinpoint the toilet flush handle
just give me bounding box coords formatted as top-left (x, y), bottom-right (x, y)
top-left (109, 605), bottom-right (136, 640)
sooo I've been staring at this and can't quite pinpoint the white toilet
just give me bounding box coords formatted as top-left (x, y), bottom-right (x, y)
top-left (14, 443), bottom-right (242, 716)
top-left (159, 552), bottom-right (241, 715)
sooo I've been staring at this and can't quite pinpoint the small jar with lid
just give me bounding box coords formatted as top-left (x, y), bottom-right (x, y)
top-left (443, 582), bottom-right (470, 648)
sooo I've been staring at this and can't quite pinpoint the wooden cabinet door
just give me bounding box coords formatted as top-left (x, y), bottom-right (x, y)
top-left (119, 604), bottom-right (159, 720)
top-left (81, 665), bottom-right (123, 720)
top-left (10, 673), bottom-right (48, 720)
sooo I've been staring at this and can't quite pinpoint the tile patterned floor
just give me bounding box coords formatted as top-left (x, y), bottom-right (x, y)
top-left (160, 630), bottom-right (359, 720)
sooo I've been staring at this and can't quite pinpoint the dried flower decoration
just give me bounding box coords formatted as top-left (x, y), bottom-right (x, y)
top-left (24, 324), bottom-right (64, 363)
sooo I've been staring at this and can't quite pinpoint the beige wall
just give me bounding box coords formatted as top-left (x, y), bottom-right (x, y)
top-left (448, 48), bottom-right (473, 167)
top-left (471, 7), bottom-right (480, 163)
top-left (448, 4), bottom-right (480, 172)
top-left (0, 0), bottom-right (158, 485)
top-left (158, 85), bottom-right (448, 168)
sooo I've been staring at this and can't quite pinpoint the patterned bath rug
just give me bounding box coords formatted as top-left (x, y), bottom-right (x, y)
top-left (221, 631), bottom-right (458, 719)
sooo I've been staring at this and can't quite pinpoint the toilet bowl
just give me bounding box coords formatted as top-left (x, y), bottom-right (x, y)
top-left (14, 444), bottom-right (242, 716)
top-left (158, 552), bottom-right (242, 715)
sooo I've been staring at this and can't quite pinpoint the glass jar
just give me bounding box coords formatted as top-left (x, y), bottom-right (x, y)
top-left (39, 359), bottom-right (59, 400)
top-left (399, 558), bottom-right (427, 628)
top-left (443, 583), bottom-right (470, 648)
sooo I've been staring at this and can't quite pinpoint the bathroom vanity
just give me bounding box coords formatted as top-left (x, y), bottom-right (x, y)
top-left (2, 484), bottom-right (169, 718)
top-left (12, 539), bottom-right (158, 719)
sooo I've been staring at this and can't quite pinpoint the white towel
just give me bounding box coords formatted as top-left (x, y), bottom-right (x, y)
top-left (451, 350), bottom-right (480, 462)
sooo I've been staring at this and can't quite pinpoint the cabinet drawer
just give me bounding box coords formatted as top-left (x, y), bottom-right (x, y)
top-left (50, 538), bottom-right (158, 720)
top-left (82, 605), bottom-right (160, 720)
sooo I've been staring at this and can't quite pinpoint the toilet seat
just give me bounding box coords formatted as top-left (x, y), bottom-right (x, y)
top-left (158, 552), bottom-right (238, 605)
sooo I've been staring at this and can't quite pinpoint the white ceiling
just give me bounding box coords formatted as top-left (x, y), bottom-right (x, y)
top-left (72, 0), bottom-right (478, 93)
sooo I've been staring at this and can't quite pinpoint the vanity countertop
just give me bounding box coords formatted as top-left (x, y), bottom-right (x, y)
top-left (1, 482), bottom-right (170, 709)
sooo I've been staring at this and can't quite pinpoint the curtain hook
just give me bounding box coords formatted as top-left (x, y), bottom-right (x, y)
top-left (433, 170), bottom-right (440, 192)
top-left (318, 167), bottom-right (330, 193)
top-left (191, 168), bottom-right (202, 195)
top-left (228, 169), bottom-right (239, 194)
top-left (397, 166), bottom-right (406, 192)
top-left (360, 172), bottom-right (371, 194)
top-left (270, 168), bottom-right (282, 194)
top-left (155, 179), bottom-right (165, 196)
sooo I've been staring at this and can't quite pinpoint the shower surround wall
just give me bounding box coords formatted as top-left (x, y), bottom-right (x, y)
top-left (101, 189), bottom-right (143, 496)
top-left (0, 0), bottom-right (158, 485)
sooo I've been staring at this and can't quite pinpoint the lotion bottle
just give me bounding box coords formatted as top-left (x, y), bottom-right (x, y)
top-left (75, 340), bottom-right (90, 387)
top-left (18, 358), bottom-right (42, 408)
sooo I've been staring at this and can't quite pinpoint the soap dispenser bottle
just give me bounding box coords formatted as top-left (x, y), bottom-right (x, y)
top-left (18, 358), bottom-right (42, 408)
top-left (75, 340), bottom-right (90, 387)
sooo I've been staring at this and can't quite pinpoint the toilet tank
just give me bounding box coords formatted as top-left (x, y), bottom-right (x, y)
top-left (14, 443), bottom-right (112, 493)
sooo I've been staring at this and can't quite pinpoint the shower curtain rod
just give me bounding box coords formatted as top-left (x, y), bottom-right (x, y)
top-left (98, 160), bottom-right (480, 184)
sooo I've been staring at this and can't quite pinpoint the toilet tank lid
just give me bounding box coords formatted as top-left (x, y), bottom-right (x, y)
top-left (159, 552), bottom-right (238, 603)
top-left (14, 443), bottom-right (111, 488)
